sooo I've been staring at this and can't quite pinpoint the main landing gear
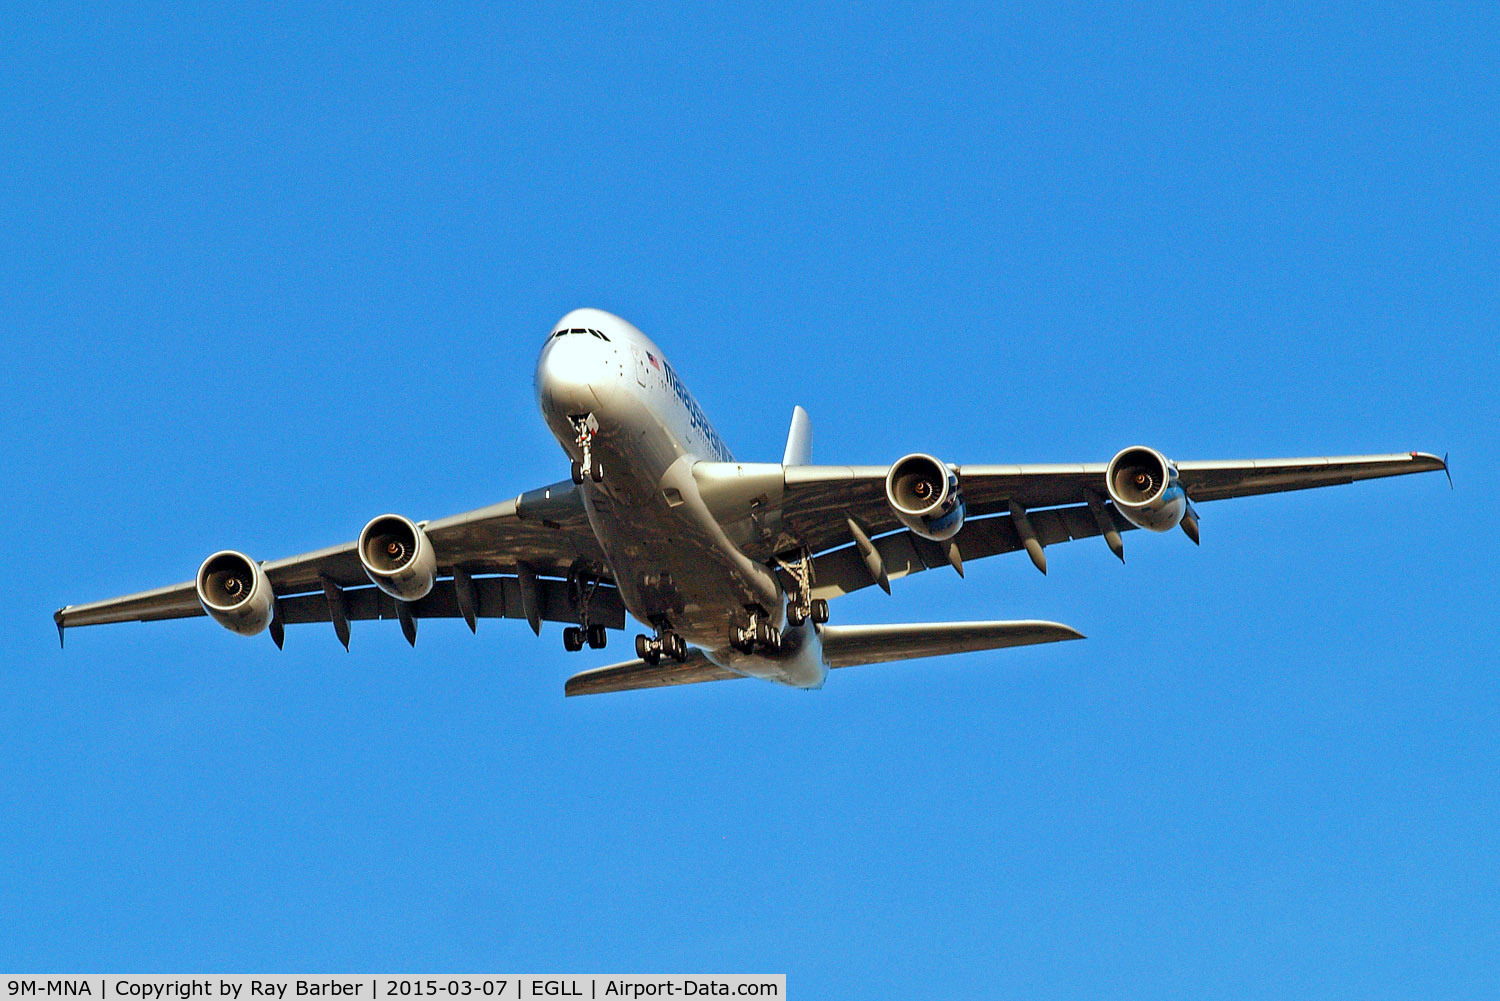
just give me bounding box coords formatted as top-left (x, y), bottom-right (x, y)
top-left (562, 564), bottom-right (608, 652)
top-left (635, 625), bottom-right (688, 666)
top-left (569, 413), bottom-right (603, 484)
top-left (786, 597), bottom-right (829, 627)
top-left (777, 550), bottom-right (829, 628)
top-left (563, 624), bottom-right (608, 652)
top-left (731, 606), bottom-right (783, 655)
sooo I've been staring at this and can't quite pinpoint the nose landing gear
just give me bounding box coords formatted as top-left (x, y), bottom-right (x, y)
top-left (569, 413), bottom-right (603, 484)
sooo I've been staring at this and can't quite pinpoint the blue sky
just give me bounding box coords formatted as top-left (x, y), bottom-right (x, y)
top-left (1, 3), bottom-right (1496, 995)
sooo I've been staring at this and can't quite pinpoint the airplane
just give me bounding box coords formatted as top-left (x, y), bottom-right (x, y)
top-left (55, 308), bottom-right (1450, 696)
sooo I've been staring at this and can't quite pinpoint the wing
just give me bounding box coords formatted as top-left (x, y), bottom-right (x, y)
top-left (694, 451), bottom-right (1447, 599)
top-left (564, 620), bottom-right (1083, 696)
top-left (55, 479), bottom-right (622, 647)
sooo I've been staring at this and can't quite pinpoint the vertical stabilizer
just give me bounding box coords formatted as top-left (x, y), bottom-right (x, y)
top-left (783, 406), bottom-right (812, 466)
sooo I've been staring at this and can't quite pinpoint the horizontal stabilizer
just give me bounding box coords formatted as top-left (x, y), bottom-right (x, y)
top-left (819, 619), bottom-right (1083, 667)
top-left (565, 648), bottom-right (739, 697)
top-left (563, 619), bottom-right (1082, 696)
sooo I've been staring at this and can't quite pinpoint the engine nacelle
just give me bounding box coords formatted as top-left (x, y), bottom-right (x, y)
top-left (1105, 445), bottom-right (1186, 532)
top-left (358, 513), bottom-right (437, 600)
top-left (885, 453), bottom-right (966, 541)
top-left (196, 550), bottom-right (275, 636)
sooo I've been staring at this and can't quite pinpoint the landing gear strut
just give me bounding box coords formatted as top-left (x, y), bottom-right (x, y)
top-left (777, 550), bottom-right (829, 628)
top-left (635, 622), bottom-right (687, 665)
top-left (562, 565), bottom-right (609, 652)
top-left (569, 413), bottom-right (603, 484)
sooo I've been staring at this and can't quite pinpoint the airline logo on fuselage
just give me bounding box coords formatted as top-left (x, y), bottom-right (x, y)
top-left (657, 354), bottom-right (733, 462)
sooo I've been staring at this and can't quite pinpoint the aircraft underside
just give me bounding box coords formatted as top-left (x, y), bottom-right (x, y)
top-left (52, 308), bottom-right (1448, 697)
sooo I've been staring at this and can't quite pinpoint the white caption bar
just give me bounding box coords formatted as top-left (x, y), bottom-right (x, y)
top-left (1, 978), bottom-right (784, 1001)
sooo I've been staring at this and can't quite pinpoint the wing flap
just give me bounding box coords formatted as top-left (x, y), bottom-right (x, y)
top-left (276, 576), bottom-right (626, 629)
top-left (809, 503), bottom-right (1137, 599)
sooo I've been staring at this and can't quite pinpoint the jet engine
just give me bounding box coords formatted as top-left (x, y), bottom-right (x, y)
top-left (1105, 446), bottom-right (1187, 532)
top-left (358, 513), bottom-right (437, 600)
top-left (196, 550), bottom-right (274, 636)
top-left (885, 453), bottom-right (965, 541)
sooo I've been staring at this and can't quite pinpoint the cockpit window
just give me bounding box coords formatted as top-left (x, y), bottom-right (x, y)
top-left (548, 327), bottom-right (611, 342)
top-left (549, 330), bottom-right (612, 346)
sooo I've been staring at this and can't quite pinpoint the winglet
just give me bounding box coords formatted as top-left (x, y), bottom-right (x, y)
top-left (1443, 452), bottom-right (1453, 489)
top-left (54, 608), bottom-right (66, 649)
top-left (783, 406), bottom-right (812, 466)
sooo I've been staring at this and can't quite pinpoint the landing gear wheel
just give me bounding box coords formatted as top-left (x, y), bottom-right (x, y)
top-left (669, 633), bottom-right (688, 662)
top-left (563, 626), bottom-right (584, 652)
top-left (810, 598), bottom-right (829, 625)
top-left (570, 461), bottom-right (584, 485)
top-left (635, 634), bottom-right (651, 659)
top-left (732, 630), bottom-right (754, 654)
top-left (587, 624), bottom-right (608, 649)
top-left (589, 461), bottom-right (603, 483)
top-left (786, 602), bottom-right (806, 627)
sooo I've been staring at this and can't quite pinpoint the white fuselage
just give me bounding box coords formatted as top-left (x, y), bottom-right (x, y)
top-left (534, 308), bottom-right (826, 687)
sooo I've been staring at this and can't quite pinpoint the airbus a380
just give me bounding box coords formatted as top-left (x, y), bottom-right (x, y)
top-left (56, 309), bottom-right (1448, 696)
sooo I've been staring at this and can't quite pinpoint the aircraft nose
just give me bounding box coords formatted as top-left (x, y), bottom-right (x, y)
top-left (536, 332), bottom-right (612, 416)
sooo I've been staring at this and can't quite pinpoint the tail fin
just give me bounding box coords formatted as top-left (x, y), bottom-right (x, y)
top-left (783, 405), bottom-right (812, 466)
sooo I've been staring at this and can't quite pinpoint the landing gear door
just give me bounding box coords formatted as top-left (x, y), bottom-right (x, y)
top-left (632, 345), bottom-right (650, 387)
